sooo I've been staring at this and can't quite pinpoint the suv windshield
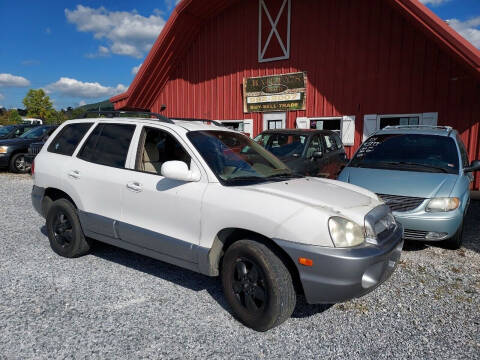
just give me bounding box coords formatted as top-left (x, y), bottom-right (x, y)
top-left (257, 133), bottom-right (308, 159)
top-left (20, 126), bottom-right (47, 139)
top-left (350, 134), bottom-right (459, 174)
top-left (188, 130), bottom-right (301, 185)
top-left (0, 125), bottom-right (15, 136)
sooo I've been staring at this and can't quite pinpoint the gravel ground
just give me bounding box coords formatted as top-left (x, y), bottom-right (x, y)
top-left (0, 173), bottom-right (479, 359)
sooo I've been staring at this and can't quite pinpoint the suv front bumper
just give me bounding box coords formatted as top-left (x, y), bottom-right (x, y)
top-left (274, 224), bottom-right (403, 304)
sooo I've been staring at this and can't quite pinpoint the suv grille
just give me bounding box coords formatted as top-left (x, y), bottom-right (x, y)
top-left (404, 229), bottom-right (428, 240)
top-left (28, 143), bottom-right (43, 156)
top-left (377, 194), bottom-right (425, 212)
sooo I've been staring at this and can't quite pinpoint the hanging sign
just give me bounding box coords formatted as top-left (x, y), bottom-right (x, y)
top-left (243, 72), bottom-right (307, 113)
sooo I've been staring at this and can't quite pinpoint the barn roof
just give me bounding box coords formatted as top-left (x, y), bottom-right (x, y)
top-left (111, 0), bottom-right (480, 110)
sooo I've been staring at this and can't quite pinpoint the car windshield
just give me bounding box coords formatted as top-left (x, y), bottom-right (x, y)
top-left (350, 134), bottom-right (459, 174)
top-left (188, 130), bottom-right (301, 185)
top-left (255, 133), bottom-right (308, 158)
top-left (20, 126), bottom-right (47, 139)
top-left (0, 125), bottom-right (15, 136)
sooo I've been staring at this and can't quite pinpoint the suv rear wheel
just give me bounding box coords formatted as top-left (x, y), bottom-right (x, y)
top-left (221, 240), bottom-right (296, 331)
top-left (46, 199), bottom-right (91, 258)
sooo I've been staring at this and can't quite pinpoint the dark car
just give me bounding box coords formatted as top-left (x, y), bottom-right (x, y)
top-left (0, 125), bottom-right (57, 173)
top-left (0, 123), bottom-right (38, 140)
top-left (254, 129), bottom-right (348, 178)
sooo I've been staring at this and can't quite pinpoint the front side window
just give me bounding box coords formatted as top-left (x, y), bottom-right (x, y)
top-left (350, 134), bottom-right (459, 174)
top-left (187, 130), bottom-right (299, 185)
top-left (136, 127), bottom-right (191, 175)
top-left (78, 123), bottom-right (135, 168)
top-left (306, 135), bottom-right (323, 158)
top-left (456, 136), bottom-right (469, 168)
top-left (323, 134), bottom-right (338, 152)
top-left (48, 123), bottom-right (93, 156)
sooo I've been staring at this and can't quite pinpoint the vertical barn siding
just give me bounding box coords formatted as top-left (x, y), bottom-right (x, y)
top-left (152, 0), bottom-right (480, 189)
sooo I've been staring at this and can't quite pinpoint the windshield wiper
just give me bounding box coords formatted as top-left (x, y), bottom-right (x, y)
top-left (382, 161), bottom-right (449, 173)
top-left (266, 173), bottom-right (303, 180)
top-left (224, 176), bottom-right (268, 184)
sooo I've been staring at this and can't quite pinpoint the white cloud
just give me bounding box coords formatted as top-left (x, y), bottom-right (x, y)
top-left (0, 93), bottom-right (4, 101)
top-left (132, 63), bottom-right (142, 75)
top-left (65, 5), bottom-right (166, 58)
top-left (45, 77), bottom-right (127, 99)
top-left (78, 100), bottom-right (87, 106)
top-left (86, 45), bottom-right (110, 58)
top-left (447, 17), bottom-right (480, 49)
top-left (419, 0), bottom-right (450, 5)
top-left (0, 73), bottom-right (30, 87)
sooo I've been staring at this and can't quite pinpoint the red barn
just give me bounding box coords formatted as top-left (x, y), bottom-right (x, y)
top-left (111, 0), bottom-right (480, 190)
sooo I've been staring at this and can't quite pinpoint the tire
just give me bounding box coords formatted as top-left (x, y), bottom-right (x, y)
top-left (46, 199), bottom-right (91, 258)
top-left (9, 153), bottom-right (30, 173)
top-left (221, 240), bottom-right (296, 331)
top-left (443, 220), bottom-right (464, 250)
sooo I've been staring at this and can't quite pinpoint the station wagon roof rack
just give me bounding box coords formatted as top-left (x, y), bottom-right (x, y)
top-left (84, 110), bottom-right (174, 124)
top-left (383, 125), bottom-right (453, 132)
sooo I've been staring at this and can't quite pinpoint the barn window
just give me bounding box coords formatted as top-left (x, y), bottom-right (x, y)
top-left (258, 0), bottom-right (291, 63)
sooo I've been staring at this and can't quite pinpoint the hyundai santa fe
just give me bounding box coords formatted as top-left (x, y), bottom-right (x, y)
top-left (31, 114), bottom-right (403, 331)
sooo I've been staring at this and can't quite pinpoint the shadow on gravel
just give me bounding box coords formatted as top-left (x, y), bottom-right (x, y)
top-left (40, 226), bottom-right (331, 319)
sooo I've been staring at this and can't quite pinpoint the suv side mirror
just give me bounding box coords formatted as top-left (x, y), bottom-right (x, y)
top-left (161, 161), bottom-right (201, 182)
top-left (312, 151), bottom-right (323, 159)
top-left (464, 160), bottom-right (480, 173)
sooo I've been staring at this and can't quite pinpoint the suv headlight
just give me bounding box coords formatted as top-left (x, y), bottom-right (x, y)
top-left (426, 197), bottom-right (460, 212)
top-left (0, 146), bottom-right (8, 154)
top-left (328, 217), bottom-right (365, 247)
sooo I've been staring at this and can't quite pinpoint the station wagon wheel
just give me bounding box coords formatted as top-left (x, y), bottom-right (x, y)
top-left (232, 258), bottom-right (268, 313)
top-left (221, 240), bottom-right (296, 331)
top-left (46, 199), bottom-right (91, 258)
top-left (10, 153), bottom-right (30, 173)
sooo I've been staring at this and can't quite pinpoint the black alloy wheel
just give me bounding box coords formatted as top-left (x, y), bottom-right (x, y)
top-left (232, 258), bottom-right (268, 313)
top-left (52, 212), bottom-right (73, 249)
top-left (221, 240), bottom-right (296, 331)
top-left (46, 199), bottom-right (91, 258)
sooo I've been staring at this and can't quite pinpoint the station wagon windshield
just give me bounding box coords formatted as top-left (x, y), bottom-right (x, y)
top-left (350, 134), bottom-right (459, 174)
top-left (188, 130), bottom-right (301, 185)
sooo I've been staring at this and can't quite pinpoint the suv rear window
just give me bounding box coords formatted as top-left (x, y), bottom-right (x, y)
top-left (48, 123), bottom-right (93, 156)
top-left (78, 123), bottom-right (135, 168)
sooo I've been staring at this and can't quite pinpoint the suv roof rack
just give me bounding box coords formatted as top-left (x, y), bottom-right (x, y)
top-left (171, 118), bottom-right (224, 127)
top-left (84, 110), bottom-right (174, 124)
top-left (383, 125), bottom-right (452, 132)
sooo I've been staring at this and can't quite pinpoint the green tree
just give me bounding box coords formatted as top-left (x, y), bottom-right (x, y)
top-left (8, 109), bottom-right (22, 124)
top-left (22, 89), bottom-right (54, 120)
top-left (46, 109), bottom-right (66, 124)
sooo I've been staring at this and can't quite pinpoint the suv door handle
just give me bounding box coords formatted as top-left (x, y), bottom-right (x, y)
top-left (68, 170), bottom-right (80, 179)
top-left (126, 182), bottom-right (143, 193)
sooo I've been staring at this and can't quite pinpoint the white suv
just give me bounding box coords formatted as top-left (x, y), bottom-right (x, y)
top-left (31, 115), bottom-right (403, 331)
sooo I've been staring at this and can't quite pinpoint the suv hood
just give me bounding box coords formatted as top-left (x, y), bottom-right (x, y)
top-left (245, 177), bottom-right (382, 223)
top-left (0, 138), bottom-right (34, 146)
top-left (341, 167), bottom-right (458, 198)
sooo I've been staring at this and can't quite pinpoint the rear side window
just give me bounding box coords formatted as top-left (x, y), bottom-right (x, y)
top-left (48, 123), bottom-right (93, 156)
top-left (78, 123), bottom-right (135, 168)
top-left (324, 134), bottom-right (338, 152)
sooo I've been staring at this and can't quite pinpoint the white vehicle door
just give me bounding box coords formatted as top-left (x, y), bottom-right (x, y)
top-left (118, 125), bottom-right (207, 263)
top-left (65, 122), bottom-right (137, 239)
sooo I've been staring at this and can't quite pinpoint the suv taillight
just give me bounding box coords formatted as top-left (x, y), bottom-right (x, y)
top-left (31, 160), bottom-right (35, 176)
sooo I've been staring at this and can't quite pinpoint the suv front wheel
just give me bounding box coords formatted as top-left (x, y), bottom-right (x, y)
top-left (221, 240), bottom-right (296, 331)
top-left (46, 199), bottom-right (91, 258)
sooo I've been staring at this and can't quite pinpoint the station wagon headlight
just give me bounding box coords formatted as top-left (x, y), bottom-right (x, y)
top-left (426, 197), bottom-right (460, 212)
top-left (0, 146), bottom-right (8, 154)
top-left (328, 217), bottom-right (365, 248)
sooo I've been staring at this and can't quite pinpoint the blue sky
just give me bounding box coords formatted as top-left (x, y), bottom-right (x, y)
top-left (0, 0), bottom-right (479, 110)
